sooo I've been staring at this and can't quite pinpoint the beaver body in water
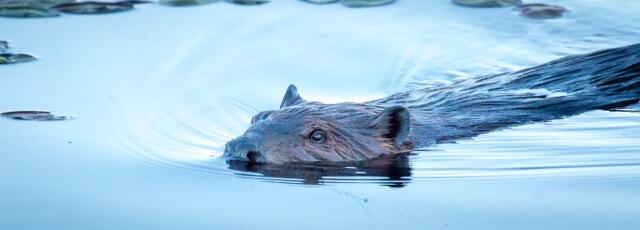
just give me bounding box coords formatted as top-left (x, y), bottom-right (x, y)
top-left (225, 43), bottom-right (640, 164)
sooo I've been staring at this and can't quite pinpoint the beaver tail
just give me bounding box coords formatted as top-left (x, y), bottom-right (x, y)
top-left (391, 43), bottom-right (640, 144)
top-left (502, 43), bottom-right (640, 107)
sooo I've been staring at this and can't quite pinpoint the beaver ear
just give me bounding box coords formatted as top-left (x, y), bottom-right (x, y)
top-left (280, 84), bottom-right (306, 108)
top-left (371, 106), bottom-right (411, 147)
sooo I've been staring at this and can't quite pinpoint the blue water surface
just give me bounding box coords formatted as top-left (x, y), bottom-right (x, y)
top-left (1, 0), bottom-right (639, 229)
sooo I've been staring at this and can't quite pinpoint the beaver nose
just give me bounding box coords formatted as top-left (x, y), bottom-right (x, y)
top-left (224, 137), bottom-right (264, 163)
top-left (246, 150), bottom-right (262, 163)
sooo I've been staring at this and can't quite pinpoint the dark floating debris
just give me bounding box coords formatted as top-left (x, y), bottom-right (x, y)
top-left (226, 0), bottom-right (269, 5)
top-left (0, 53), bottom-right (37, 65)
top-left (0, 6), bottom-right (60, 18)
top-left (1, 111), bottom-right (70, 121)
top-left (452, 0), bottom-right (521, 8)
top-left (343, 0), bottom-right (396, 8)
top-left (51, 1), bottom-right (149, 14)
top-left (159, 0), bottom-right (218, 7)
top-left (515, 3), bottom-right (568, 19)
top-left (300, 0), bottom-right (340, 4)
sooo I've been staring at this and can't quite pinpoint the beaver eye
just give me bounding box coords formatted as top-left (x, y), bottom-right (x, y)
top-left (309, 129), bottom-right (326, 144)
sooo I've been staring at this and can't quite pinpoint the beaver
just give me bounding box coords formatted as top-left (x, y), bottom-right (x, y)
top-left (224, 43), bottom-right (640, 164)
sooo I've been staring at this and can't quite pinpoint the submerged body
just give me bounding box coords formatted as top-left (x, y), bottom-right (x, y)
top-left (225, 44), bottom-right (640, 164)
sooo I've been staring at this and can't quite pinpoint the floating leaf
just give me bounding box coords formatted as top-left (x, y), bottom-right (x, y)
top-left (1, 111), bottom-right (70, 121)
top-left (342, 0), bottom-right (396, 8)
top-left (452, 0), bottom-right (521, 8)
top-left (515, 3), bottom-right (568, 20)
top-left (159, 0), bottom-right (218, 7)
top-left (226, 0), bottom-right (269, 6)
top-left (0, 6), bottom-right (60, 18)
top-left (0, 0), bottom-right (74, 7)
top-left (51, 1), bottom-right (149, 14)
top-left (300, 0), bottom-right (339, 4)
top-left (0, 53), bottom-right (37, 64)
top-left (0, 0), bottom-right (73, 18)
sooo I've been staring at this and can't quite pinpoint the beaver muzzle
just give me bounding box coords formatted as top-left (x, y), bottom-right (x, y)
top-left (224, 136), bottom-right (265, 163)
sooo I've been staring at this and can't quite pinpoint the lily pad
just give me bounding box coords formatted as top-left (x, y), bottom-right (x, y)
top-left (0, 0), bottom-right (75, 8)
top-left (51, 1), bottom-right (149, 14)
top-left (1, 111), bottom-right (70, 121)
top-left (300, 0), bottom-right (339, 4)
top-left (0, 53), bottom-right (37, 64)
top-left (0, 6), bottom-right (60, 18)
top-left (452, 0), bottom-right (521, 8)
top-left (515, 3), bottom-right (568, 19)
top-left (0, 40), bottom-right (7, 52)
top-left (342, 0), bottom-right (396, 8)
top-left (159, 0), bottom-right (218, 7)
top-left (226, 0), bottom-right (269, 5)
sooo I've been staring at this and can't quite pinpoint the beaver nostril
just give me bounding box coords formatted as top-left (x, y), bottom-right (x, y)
top-left (246, 151), bottom-right (262, 163)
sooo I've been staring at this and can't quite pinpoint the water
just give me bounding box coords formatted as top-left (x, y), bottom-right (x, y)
top-left (1, 0), bottom-right (639, 229)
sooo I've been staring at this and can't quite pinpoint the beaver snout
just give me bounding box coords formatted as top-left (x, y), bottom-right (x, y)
top-left (224, 137), bottom-right (265, 163)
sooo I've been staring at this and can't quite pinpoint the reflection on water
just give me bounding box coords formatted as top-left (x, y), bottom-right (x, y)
top-left (226, 154), bottom-right (412, 187)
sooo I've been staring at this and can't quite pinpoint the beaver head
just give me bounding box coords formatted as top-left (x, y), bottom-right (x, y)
top-left (224, 85), bottom-right (413, 164)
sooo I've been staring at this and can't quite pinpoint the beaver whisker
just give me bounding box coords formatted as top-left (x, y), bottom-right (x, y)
top-left (223, 96), bottom-right (260, 114)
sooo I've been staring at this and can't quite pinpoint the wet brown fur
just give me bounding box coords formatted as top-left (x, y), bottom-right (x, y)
top-left (225, 44), bottom-right (640, 164)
